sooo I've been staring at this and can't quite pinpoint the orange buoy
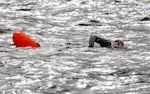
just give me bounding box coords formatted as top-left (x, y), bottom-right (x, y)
top-left (12, 31), bottom-right (40, 48)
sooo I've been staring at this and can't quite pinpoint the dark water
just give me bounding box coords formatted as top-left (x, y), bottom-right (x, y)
top-left (0, 0), bottom-right (150, 94)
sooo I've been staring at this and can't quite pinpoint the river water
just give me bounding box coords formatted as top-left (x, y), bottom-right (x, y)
top-left (0, 0), bottom-right (150, 94)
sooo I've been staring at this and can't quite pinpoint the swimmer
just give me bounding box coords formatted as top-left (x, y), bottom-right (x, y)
top-left (88, 36), bottom-right (124, 49)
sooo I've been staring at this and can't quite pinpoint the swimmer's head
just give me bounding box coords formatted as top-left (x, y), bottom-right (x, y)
top-left (113, 40), bottom-right (124, 49)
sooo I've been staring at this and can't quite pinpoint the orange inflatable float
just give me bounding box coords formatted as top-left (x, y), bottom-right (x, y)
top-left (12, 31), bottom-right (40, 48)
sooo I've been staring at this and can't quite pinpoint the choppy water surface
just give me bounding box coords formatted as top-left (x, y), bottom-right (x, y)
top-left (0, 0), bottom-right (150, 94)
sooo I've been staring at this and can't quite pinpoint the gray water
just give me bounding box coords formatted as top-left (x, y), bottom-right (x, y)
top-left (0, 0), bottom-right (150, 94)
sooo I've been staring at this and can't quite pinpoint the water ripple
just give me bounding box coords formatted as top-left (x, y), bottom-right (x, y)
top-left (0, 0), bottom-right (150, 94)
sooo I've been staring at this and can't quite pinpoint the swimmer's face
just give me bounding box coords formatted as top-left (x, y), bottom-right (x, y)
top-left (113, 40), bottom-right (124, 49)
